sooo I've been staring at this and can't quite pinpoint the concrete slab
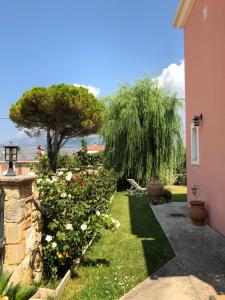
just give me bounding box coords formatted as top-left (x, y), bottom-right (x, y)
top-left (121, 202), bottom-right (225, 300)
top-left (151, 203), bottom-right (225, 293)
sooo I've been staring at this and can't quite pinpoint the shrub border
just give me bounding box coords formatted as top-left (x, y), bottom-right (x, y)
top-left (30, 192), bottom-right (116, 300)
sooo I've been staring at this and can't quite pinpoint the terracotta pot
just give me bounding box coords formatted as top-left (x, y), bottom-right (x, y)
top-left (189, 200), bottom-right (207, 226)
top-left (147, 179), bottom-right (164, 203)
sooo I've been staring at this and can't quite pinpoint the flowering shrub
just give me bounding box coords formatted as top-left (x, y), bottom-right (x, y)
top-left (36, 168), bottom-right (117, 280)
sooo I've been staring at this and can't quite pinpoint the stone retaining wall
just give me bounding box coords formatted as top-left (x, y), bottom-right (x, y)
top-left (0, 175), bottom-right (42, 284)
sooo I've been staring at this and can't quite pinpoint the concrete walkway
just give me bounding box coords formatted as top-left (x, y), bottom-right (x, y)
top-left (120, 202), bottom-right (225, 300)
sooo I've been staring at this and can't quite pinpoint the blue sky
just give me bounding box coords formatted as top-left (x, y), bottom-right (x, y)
top-left (0, 0), bottom-right (184, 143)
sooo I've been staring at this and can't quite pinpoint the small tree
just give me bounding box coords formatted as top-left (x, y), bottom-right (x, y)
top-left (101, 77), bottom-right (184, 184)
top-left (10, 84), bottom-right (103, 171)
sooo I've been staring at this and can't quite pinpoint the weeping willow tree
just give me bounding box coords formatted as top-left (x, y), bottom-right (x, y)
top-left (101, 77), bottom-right (184, 185)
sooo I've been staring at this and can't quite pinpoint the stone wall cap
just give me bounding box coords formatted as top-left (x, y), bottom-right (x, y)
top-left (0, 174), bottom-right (37, 185)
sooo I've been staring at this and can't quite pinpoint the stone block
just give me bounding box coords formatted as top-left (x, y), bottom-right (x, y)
top-left (20, 266), bottom-right (33, 285)
top-left (5, 242), bottom-right (25, 265)
top-left (5, 223), bottom-right (23, 244)
top-left (22, 217), bottom-right (32, 230)
top-left (3, 187), bottom-right (20, 201)
top-left (5, 199), bottom-right (27, 223)
top-left (25, 227), bottom-right (36, 253)
top-left (19, 185), bottom-right (32, 198)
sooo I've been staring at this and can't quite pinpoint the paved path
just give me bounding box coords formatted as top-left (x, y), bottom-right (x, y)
top-left (121, 202), bottom-right (225, 300)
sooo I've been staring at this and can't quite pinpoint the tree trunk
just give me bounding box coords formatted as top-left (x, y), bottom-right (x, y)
top-left (50, 152), bottom-right (59, 173)
top-left (47, 130), bottom-right (60, 172)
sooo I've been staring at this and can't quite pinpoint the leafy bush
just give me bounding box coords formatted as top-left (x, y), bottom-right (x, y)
top-left (36, 139), bottom-right (104, 174)
top-left (174, 173), bottom-right (187, 185)
top-left (0, 272), bottom-right (38, 300)
top-left (57, 154), bottom-right (79, 170)
top-left (162, 189), bottom-right (172, 199)
top-left (36, 168), bottom-right (118, 280)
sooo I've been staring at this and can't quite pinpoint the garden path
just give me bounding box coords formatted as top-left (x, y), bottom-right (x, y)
top-left (121, 202), bottom-right (225, 300)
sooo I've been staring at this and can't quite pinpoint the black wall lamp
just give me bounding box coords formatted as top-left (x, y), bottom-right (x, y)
top-left (4, 142), bottom-right (19, 176)
top-left (193, 113), bottom-right (203, 126)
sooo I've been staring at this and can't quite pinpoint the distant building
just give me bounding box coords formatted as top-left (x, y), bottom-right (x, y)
top-left (87, 145), bottom-right (105, 154)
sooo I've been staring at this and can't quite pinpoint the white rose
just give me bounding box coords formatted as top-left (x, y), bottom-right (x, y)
top-left (37, 178), bottom-right (42, 184)
top-left (80, 223), bottom-right (87, 231)
top-left (45, 235), bottom-right (53, 242)
top-left (46, 178), bottom-right (53, 184)
top-left (68, 194), bottom-right (72, 199)
top-left (66, 223), bottom-right (73, 230)
top-left (52, 242), bottom-right (57, 249)
top-left (66, 172), bottom-right (73, 181)
top-left (61, 192), bottom-right (67, 198)
top-left (115, 221), bottom-right (120, 229)
top-left (52, 176), bottom-right (58, 182)
top-left (58, 171), bottom-right (64, 176)
top-left (96, 210), bottom-right (101, 216)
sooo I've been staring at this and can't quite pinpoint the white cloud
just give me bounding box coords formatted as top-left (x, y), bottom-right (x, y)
top-left (73, 84), bottom-right (100, 97)
top-left (156, 60), bottom-right (185, 99)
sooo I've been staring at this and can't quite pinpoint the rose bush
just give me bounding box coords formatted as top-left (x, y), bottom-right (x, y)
top-left (36, 168), bottom-right (117, 280)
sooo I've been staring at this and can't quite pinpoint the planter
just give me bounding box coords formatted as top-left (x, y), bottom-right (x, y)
top-left (30, 270), bottom-right (71, 300)
top-left (189, 200), bottom-right (207, 226)
top-left (147, 178), bottom-right (164, 204)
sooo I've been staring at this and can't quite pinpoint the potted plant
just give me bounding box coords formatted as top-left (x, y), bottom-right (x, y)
top-left (189, 185), bottom-right (207, 226)
top-left (162, 189), bottom-right (172, 203)
top-left (0, 272), bottom-right (38, 300)
top-left (147, 176), bottom-right (164, 204)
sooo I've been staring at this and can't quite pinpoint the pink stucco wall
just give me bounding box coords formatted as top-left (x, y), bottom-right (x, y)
top-left (184, 0), bottom-right (225, 235)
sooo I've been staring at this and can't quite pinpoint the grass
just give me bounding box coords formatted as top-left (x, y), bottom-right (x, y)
top-left (61, 186), bottom-right (186, 300)
top-left (167, 185), bottom-right (187, 202)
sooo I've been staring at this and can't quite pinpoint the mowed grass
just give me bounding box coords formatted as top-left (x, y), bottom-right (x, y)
top-left (166, 185), bottom-right (187, 202)
top-left (61, 188), bottom-right (186, 300)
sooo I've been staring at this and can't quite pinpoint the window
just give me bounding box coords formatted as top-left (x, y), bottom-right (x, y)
top-left (191, 125), bottom-right (199, 165)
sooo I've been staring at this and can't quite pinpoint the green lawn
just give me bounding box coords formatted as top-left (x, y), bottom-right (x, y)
top-left (167, 185), bottom-right (187, 202)
top-left (61, 187), bottom-right (186, 300)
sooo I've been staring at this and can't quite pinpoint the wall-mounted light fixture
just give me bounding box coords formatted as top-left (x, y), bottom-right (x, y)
top-left (193, 113), bottom-right (203, 126)
top-left (191, 185), bottom-right (200, 200)
top-left (4, 142), bottom-right (19, 176)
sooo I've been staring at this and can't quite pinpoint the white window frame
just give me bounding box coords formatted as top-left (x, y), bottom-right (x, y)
top-left (191, 124), bottom-right (200, 165)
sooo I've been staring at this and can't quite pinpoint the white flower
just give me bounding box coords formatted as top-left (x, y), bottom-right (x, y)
top-left (45, 235), bottom-right (53, 242)
top-left (61, 192), bottom-right (67, 198)
top-left (58, 171), bottom-right (64, 176)
top-left (96, 210), bottom-right (101, 216)
top-left (52, 176), bottom-right (58, 182)
top-left (68, 194), bottom-right (72, 199)
top-left (46, 178), bottom-right (53, 184)
top-left (52, 242), bottom-right (57, 249)
top-left (115, 221), bottom-right (120, 229)
top-left (66, 172), bottom-right (73, 181)
top-left (112, 219), bottom-right (120, 229)
top-left (37, 178), bottom-right (42, 184)
top-left (66, 223), bottom-right (73, 230)
top-left (80, 223), bottom-right (87, 231)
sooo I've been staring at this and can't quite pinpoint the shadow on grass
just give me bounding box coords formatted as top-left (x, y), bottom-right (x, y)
top-left (81, 258), bottom-right (110, 267)
top-left (128, 194), bottom-right (174, 276)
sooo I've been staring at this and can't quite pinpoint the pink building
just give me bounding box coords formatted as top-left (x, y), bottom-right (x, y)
top-left (174, 0), bottom-right (225, 236)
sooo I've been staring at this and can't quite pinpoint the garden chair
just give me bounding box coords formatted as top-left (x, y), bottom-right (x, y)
top-left (127, 179), bottom-right (147, 196)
